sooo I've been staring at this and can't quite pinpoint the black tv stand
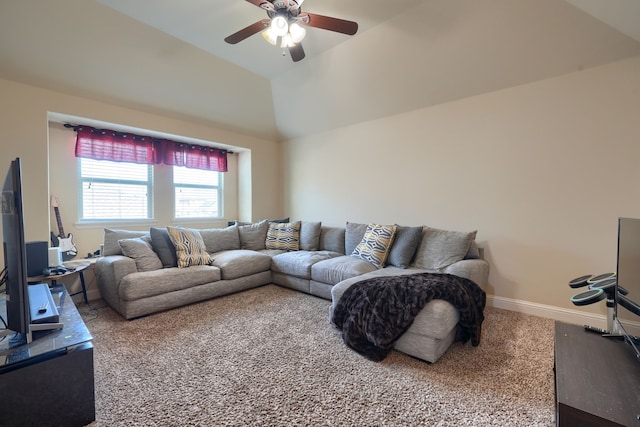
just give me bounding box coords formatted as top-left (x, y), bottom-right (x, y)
top-left (1, 285), bottom-right (95, 426)
top-left (555, 321), bottom-right (640, 426)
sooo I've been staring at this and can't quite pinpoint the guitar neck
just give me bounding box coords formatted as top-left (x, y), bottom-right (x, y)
top-left (54, 206), bottom-right (66, 237)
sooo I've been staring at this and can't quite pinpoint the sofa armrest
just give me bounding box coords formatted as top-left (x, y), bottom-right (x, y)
top-left (95, 255), bottom-right (138, 308)
top-left (444, 259), bottom-right (490, 290)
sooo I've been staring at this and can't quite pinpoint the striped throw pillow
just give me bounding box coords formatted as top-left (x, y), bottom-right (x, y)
top-left (167, 226), bottom-right (213, 268)
top-left (351, 223), bottom-right (397, 268)
top-left (265, 221), bottom-right (301, 251)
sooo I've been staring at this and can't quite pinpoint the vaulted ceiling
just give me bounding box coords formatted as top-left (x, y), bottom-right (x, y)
top-left (1, 0), bottom-right (639, 142)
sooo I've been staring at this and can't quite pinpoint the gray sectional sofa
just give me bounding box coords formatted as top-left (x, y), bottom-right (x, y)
top-left (95, 220), bottom-right (489, 362)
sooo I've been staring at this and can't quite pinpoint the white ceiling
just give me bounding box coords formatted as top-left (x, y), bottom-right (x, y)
top-left (96, 0), bottom-right (425, 80)
top-left (0, 0), bottom-right (639, 142)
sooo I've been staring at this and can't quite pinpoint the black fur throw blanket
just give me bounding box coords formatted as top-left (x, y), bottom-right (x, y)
top-left (331, 272), bottom-right (486, 362)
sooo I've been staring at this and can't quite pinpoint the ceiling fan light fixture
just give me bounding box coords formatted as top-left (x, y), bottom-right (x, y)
top-left (289, 22), bottom-right (306, 43)
top-left (262, 28), bottom-right (278, 45)
top-left (280, 33), bottom-right (294, 48)
top-left (225, 1), bottom-right (358, 62)
top-left (271, 15), bottom-right (289, 37)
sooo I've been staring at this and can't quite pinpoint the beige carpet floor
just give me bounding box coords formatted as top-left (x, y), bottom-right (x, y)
top-left (81, 284), bottom-right (556, 426)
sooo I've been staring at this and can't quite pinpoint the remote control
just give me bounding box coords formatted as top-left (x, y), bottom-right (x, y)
top-left (601, 333), bottom-right (625, 340)
top-left (584, 325), bottom-right (607, 334)
top-left (38, 303), bottom-right (48, 314)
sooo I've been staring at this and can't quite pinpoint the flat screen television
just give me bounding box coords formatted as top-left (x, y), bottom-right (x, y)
top-left (1, 157), bottom-right (30, 337)
top-left (614, 217), bottom-right (640, 362)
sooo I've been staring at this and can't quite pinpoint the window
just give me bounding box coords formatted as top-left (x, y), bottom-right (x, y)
top-left (79, 158), bottom-right (153, 221)
top-left (173, 166), bottom-right (221, 219)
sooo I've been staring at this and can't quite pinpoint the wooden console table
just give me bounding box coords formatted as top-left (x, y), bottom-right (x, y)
top-left (0, 285), bottom-right (95, 426)
top-left (555, 321), bottom-right (640, 426)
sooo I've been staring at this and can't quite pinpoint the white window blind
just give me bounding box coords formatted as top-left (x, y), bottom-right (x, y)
top-left (173, 166), bottom-right (221, 219)
top-left (79, 158), bottom-right (152, 220)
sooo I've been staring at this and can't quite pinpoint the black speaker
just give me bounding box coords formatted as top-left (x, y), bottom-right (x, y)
top-left (26, 241), bottom-right (49, 277)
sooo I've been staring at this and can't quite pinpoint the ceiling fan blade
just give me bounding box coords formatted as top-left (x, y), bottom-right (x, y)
top-left (245, 0), bottom-right (274, 11)
top-left (224, 20), bottom-right (269, 44)
top-left (289, 43), bottom-right (305, 62)
top-left (300, 13), bottom-right (358, 36)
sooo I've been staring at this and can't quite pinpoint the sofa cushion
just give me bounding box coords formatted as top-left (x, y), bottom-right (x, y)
top-left (299, 221), bottom-right (322, 251)
top-left (238, 220), bottom-right (269, 251)
top-left (259, 249), bottom-right (287, 257)
top-left (412, 227), bottom-right (477, 270)
top-left (167, 227), bottom-right (213, 268)
top-left (319, 226), bottom-right (345, 254)
top-left (103, 228), bottom-right (148, 256)
top-left (345, 222), bottom-right (368, 255)
top-left (387, 225), bottom-right (424, 268)
top-left (351, 223), bottom-right (397, 269)
top-left (211, 249), bottom-right (272, 280)
top-left (272, 250), bottom-right (341, 279)
top-left (118, 265), bottom-right (221, 301)
top-left (265, 221), bottom-right (301, 251)
top-left (150, 227), bottom-right (178, 268)
top-left (199, 225), bottom-right (241, 253)
top-left (118, 236), bottom-right (163, 272)
top-left (311, 255), bottom-right (377, 285)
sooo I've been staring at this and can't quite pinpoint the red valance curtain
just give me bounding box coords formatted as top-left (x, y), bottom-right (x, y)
top-left (75, 127), bottom-right (157, 164)
top-left (159, 141), bottom-right (228, 172)
top-left (73, 126), bottom-right (228, 172)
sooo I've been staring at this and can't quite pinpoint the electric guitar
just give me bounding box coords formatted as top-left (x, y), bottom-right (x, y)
top-left (50, 196), bottom-right (77, 261)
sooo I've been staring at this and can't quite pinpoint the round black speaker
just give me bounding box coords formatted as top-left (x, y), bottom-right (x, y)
top-left (568, 274), bottom-right (592, 288)
top-left (571, 288), bottom-right (606, 306)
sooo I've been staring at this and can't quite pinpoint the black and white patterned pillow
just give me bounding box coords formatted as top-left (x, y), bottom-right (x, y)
top-left (351, 223), bottom-right (397, 268)
top-left (167, 226), bottom-right (213, 268)
top-left (265, 221), bottom-right (301, 251)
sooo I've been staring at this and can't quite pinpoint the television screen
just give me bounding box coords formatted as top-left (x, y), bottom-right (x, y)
top-left (1, 157), bottom-right (29, 336)
top-left (615, 217), bottom-right (640, 361)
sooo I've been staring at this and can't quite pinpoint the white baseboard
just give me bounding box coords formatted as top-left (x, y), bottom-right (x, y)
top-left (487, 295), bottom-right (609, 330)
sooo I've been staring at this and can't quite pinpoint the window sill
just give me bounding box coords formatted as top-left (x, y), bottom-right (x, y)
top-left (75, 219), bottom-right (159, 229)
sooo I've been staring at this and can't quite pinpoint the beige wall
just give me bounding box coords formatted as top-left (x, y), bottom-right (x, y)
top-left (0, 78), bottom-right (282, 285)
top-left (283, 55), bottom-right (640, 317)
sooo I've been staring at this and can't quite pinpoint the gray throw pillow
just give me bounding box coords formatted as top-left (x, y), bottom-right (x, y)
top-left (199, 225), bottom-right (241, 253)
top-left (103, 228), bottom-right (148, 256)
top-left (268, 217), bottom-right (290, 224)
top-left (319, 226), bottom-right (346, 254)
top-left (386, 225), bottom-right (424, 268)
top-left (465, 240), bottom-right (481, 259)
top-left (238, 220), bottom-right (269, 251)
top-left (299, 221), bottom-right (322, 251)
top-left (118, 236), bottom-right (163, 272)
top-left (412, 227), bottom-right (477, 270)
top-left (345, 222), bottom-right (368, 255)
top-left (150, 227), bottom-right (178, 268)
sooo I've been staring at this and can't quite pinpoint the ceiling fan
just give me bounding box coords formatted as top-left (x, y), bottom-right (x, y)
top-left (224, 0), bottom-right (358, 62)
